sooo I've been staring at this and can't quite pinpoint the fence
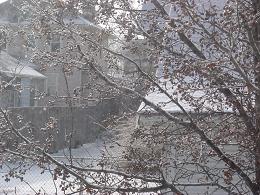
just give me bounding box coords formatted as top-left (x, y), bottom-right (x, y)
top-left (0, 98), bottom-right (140, 195)
top-left (6, 99), bottom-right (119, 152)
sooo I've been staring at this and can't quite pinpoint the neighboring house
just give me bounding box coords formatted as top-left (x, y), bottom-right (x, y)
top-left (110, 37), bottom-right (155, 78)
top-left (132, 0), bottom-right (251, 194)
top-left (0, 51), bottom-right (46, 107)
top-left (0, 0), bottom-right (111, 107)
top-left (135, 79), bottom-right (245, 195)
top-left (35, 15), bottom-right (109, 106)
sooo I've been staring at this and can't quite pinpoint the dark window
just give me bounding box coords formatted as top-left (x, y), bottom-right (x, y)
top-left (50, 33), bottom-right (60, 52)
top-left (0, 31), bottom-right (6, 50)
top-left (27, 34), bottom-right (36, 48)
top-left (47, 73), bottom-right (58, 96)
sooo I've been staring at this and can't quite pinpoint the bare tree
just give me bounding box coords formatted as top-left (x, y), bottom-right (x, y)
top-left (1, 0), bottom-right (260, 194)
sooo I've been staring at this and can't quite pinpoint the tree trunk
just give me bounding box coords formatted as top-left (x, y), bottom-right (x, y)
top-left (255, 69), bottom-right (260, 191)
top-left (253, 0), bottom-right (260, 191)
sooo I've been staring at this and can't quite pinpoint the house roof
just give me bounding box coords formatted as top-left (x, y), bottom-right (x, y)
top-left (0, 0), bottom-right (20, 24)
top-left (0, 0), bottom-right (101, 29)
top-left (63, 16), bottom-right (101, 29)
top-left (137, 79), bottom-right (233, 114)
top-left (0, 51), bottom-right (46, 79)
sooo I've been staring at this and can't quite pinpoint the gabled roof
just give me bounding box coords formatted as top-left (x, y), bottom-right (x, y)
top-left (0, 0), bottom-right (101, 29)
top-left (0, 51), bottom-right (46, 79)
top-left (0, 0), bottom-right (20, 24)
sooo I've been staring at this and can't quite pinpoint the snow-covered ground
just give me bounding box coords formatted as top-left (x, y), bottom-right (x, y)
top-left (1, 164), bottom-right (60, 195)
top-left (0, 141), bottom-right (105, 195)
top-left (0, 117), bottom-right (136, 195)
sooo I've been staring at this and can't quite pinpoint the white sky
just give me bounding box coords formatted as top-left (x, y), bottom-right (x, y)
top-left (0, 0), bottom-right (139, 6)
top-left (0, 0), bottom-right (140, 7)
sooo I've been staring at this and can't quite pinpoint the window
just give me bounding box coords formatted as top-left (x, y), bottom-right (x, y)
top-left (0, 30), bottom-right (6, 50)
top-left (50, 33), bottom-right (60, 52)
top-left (27, 34), bottom-right (36, 48)
top-left (47, 73), bottom-right (58, 96)
top-left (31, 79), bottom-right (46, 106)
top-left (20, 78), bottom-right (31, 107)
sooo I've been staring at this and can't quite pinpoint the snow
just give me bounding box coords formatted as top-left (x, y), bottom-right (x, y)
top-left (0, 164), bottom-right (61, 195)
top-left (137, 79), bottom-right (233, 114)
top-left (63, 16), bottom-right (102, 30)
top-left (0, 137), bottom-right (158, 195)
top-left (0, 138), bottom-right (128, 195)
top-left (0, 116), bottom-right (138, 195)
top-left (0, 51), bottom-right (46, 79)
top-left (54, 140), bottom-right (103, 159)
top-left (0, 116), bottom-right (157, 195)
top-left (0, 19), bottom-right (10, 24)
top-left (0, 141), bottom-right (105, 195)
top-left (0, 66), bottom-right (46, 79)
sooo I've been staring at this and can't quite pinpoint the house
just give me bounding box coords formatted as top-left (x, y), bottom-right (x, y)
top-left (0, 0), bottom-right (46, 108)
top-left (135, 79), bottom-right (247, 194)
top-left (109, 37), bottom-right (155, 78)
top-left (132, 0), bottom-right (252, 194)
top-left (0, 51), bottom-right (46, 107)
top-left (0, 0), bottom-right (111, 107)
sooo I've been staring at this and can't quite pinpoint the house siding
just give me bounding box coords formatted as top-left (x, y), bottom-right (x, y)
top-left (136, 113), bottom-right (252, 194)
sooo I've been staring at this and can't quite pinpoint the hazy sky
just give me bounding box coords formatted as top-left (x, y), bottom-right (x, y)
top-left (0, 0), bottom-right (140, 7)
top-left (0, 0), bottom-right (140, 5)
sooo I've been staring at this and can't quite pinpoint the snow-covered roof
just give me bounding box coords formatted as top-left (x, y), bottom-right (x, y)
top-left (0, 18), bottom-right (11, 24)
top-left (0, 51), bottom-right (46, 79)
top-left (137, 79), bottom-right (232, 114)
top-left (0, 15), bottom-right (101, 27)
top-left (63, 16), bottom-right (102, 29)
